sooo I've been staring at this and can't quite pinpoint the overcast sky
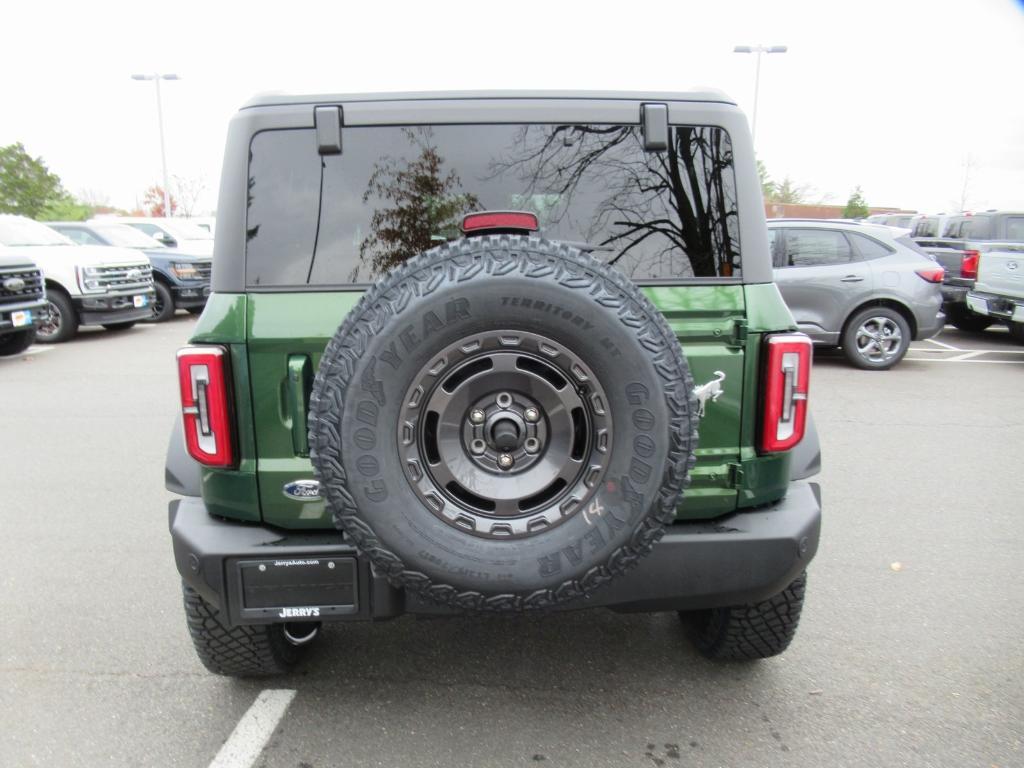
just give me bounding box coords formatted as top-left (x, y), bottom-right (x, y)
top-left (3, 0), bottom-right (1023, 216)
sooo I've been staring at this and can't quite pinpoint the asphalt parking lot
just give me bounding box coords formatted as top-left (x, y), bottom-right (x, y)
top-left (1, 318), bottom-right (1022, 768)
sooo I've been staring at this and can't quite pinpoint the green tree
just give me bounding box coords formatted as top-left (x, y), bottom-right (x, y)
top-left (757, 159), bottom-right (777, 201)
top-left (38, 193), bottom-right (93, 221)
top-left (359, 128), bottom-right (478, 277)
top-left (771, 176), bottom-right (811, 204)
top-left (0, 142), bottom-right (67, 218)
top-left (842, 186), bottom-right (869, 219)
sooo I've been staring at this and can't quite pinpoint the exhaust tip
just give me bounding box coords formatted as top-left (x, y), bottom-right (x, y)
top-left (282, 622), bottom-right (321, 646)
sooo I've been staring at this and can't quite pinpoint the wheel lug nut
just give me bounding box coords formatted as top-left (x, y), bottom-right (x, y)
top-left (469, 409), bottom-right (485, 425)
top-left (497, 453), bottom-right (514, 469)
top-left (524, 407), bottom-right (540, 423)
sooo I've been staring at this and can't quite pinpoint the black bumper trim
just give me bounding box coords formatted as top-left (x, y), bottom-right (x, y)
top-left (169, 481), bottom-right (821, 624)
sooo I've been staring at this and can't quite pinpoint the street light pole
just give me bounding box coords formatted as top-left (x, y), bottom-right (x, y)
top-left (131, 73), bottom-right (180, 217)
top-left (733, 45), bottom-right (787, 149)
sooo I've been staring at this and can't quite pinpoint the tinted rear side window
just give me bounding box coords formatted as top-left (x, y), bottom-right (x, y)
top-left (245, 123), bottom-right (742, 287)
top-left (1004, 217), bottom-right (1024, 240)
top-left (943, 216), bottom-right (992, 239)
top-left (849, 232), bottom-right (893, 260)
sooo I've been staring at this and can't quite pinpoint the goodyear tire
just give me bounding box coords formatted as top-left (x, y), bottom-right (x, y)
top-left (309, 236), bottom-right (697, 612)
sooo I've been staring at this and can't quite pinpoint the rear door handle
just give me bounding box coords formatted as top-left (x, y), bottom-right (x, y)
top-left (286, 354), bottom-right (312, 457)
top-left (840, 275), bottom-right (865, 282)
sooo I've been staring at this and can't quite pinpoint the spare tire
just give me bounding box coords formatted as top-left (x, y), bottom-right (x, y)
top-left (309, 236), bottom-right (697, 611)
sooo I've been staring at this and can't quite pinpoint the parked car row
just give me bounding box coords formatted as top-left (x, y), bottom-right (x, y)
top-left (0, 214), bottom-right (214, 351)
top-left (911, 210), bottom-right (1024, 341)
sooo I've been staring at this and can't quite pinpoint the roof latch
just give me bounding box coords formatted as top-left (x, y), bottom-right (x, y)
top-left (641, 103), bottom-right (669, 152)
top-left (314, 105), bottom-right (343, 155)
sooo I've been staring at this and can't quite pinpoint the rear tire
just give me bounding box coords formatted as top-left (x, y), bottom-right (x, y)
top-left (948, 306), bottom-right (992, 333)
top-left (841, 306), bottom-right (911, 370)
top-left (36, 290), bottom-right (78, 344)
top-left (0, 328), bottom-right (36, 356)
top-left (182, 583), bottom-right (317, 677)
top-left (1010, 322), bottom-right (1024, 345)
top-left (680, 572), bottom-right (807, 660)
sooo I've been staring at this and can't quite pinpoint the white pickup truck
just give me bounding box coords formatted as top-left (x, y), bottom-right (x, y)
top-left (917, 211), bottom-right (1024, 338)
top-left (966, 240), bottom-right (1024, 343)
top-left (0, 215), bottom-right (155, 343)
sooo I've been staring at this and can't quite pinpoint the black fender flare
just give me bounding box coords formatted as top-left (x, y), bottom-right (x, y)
top-left (789, 410), bottom-right (821, 481)
top-left (165, 417), bottom-right (201, 497)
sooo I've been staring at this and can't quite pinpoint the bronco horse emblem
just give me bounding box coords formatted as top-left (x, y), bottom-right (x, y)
top-left (693, 371), bottom-right (727, 418)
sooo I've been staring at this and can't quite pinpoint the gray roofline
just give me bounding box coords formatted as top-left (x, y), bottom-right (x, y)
top-left (241, 89), bottom-right (737, 110)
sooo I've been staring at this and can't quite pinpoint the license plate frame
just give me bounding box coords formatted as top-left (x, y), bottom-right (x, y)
top-left (133, 295), bottom-right (148, 308)
top-left (11, 310), bottom-right (31, 328)
top-left (233, 556), bottom-right (359, 622)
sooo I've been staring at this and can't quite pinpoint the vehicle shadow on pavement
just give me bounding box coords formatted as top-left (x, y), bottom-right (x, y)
top-left (264, 608), bottom-right (780, 693)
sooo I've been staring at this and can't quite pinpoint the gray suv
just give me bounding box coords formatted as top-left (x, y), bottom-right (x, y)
top-left (768, 220), bottom-right (945, 369)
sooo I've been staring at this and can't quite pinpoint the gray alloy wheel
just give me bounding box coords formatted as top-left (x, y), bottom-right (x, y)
top-left (842, 307), bottom-right (910, 370)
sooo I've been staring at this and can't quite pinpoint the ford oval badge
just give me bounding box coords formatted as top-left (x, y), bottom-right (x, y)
top-left (283, 479), bottom-right (321, 501)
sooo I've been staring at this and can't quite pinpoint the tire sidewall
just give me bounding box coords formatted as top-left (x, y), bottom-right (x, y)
top-left (37, 290), bottom-right (77, 344)
top-left (310, 238), bottom-right (695, 604)
top-left (149, 281), bottom-right (175, 323)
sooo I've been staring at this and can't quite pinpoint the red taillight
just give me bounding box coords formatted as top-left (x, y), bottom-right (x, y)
top-left (760, 333), bottom-right (812, 454)
top-left (177, 346), bottom-right (235, 467)
top-left (961, 250), bottom-right (980, 280)
top-left (915, 266), bottom-right (945, 283)
top-left (461, 211), bottom-right (539, 234)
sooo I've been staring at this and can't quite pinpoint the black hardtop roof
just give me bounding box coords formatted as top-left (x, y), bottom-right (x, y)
top-left (241, 88), bottom-right (736, 110)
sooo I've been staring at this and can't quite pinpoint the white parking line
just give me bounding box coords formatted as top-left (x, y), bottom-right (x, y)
top-left (208, 689), bottom-right (296, 768)
top-left (904, 357), bottom-right (1024, 364)
top-left (925, 337), bottom-right (961, 351)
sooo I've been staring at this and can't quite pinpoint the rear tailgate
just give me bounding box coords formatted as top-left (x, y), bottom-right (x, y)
top-left (976, 245), bottom-right (1024, 300)
top-left (915, 238), bottom-right (967, 278)
top-left (246, 288), bottom-right (748, 528)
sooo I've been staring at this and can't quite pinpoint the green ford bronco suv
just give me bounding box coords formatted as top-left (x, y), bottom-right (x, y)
top-left (166, 91), bottom-right (822, 676)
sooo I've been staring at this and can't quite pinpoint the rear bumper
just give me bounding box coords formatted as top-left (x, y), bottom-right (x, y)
top-left (940, 279), bottom-right (971, 308)
top-left (967, 291), bottom-right (1024, 323)
top-left (914, 310), bottom-right (946, 340)
top-left (170, 481), bottom-right (822, 624)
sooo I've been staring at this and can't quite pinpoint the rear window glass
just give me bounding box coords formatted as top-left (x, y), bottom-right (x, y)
top-left (911, 217), bottom-right (938, 238)
top-left (245, 124), bottom-right (742, 287)
top-left (943, 217), bottom-right (992, 239)
top-left (1005, 217), bottom-right (1024, 240)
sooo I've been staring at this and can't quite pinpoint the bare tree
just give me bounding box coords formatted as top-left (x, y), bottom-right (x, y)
top-left (172, 174), bottom-right (208, 218)
top-left (951, 153), bottom-right (979, 212)
top-left (489, 124), bottom-right (740, 277)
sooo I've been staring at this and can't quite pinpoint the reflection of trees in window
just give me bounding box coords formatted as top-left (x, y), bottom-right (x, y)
top-left (492, 125), bottom-right (740, 278)
top-left (359, 128), bottom-right (478, 276)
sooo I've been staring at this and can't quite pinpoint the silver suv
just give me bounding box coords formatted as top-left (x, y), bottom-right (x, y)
top-left (768, 219), bottom-right (945, 369)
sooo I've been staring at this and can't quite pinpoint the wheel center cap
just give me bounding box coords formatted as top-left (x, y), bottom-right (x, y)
top-left (490, 418), bottom-right (521, 451)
